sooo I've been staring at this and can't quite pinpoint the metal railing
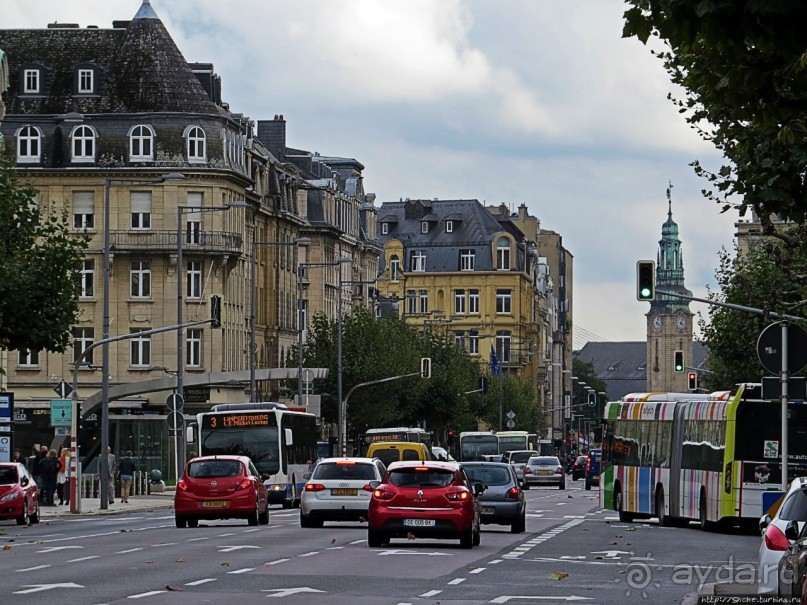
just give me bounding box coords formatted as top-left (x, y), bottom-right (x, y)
top-left (80, 470), bottom-right (157, 498)
top-left (109, 230), bottom-right (242, 254)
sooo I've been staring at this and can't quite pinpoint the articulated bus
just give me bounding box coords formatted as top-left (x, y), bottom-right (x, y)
top-left (600, 385), bottom-right (807, 529)
top-left (189, 402), bottom-right (318, 509)
top-left (495, 431), bottom-right (537, 454)
top-left (458, 431), bottom-right (499, 461)
top-left (358, 427), bottom-right (432, 456)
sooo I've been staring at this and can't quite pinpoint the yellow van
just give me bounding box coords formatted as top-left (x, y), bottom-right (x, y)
top-left (366, 441), bottom-right (431, 467)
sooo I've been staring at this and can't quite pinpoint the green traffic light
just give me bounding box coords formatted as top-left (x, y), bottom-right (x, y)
top-left (639, 287), bottom-right (652, 299)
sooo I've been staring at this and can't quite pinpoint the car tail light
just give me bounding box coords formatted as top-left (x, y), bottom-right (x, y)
top-left (586, 458), bottom-right (591, 472)
top-left (505, 486), bottom-right (519, 500)
top-left (336, 460), bottom-right (356, 465)
top-left (764, 524), bottom-right (791, 551)
top-left (362, 484), bottom-right (374, 492)
top-left (414, 467), bottom-right (430, 472)
top-left (305, 483), bottom-right (326, 492)
top-left (523, 467), bottom-right (532, 475)
top-left (554, 467), bottom-right (563, 475)
top-left (373, 488), bottom-right (394, 501)
top-left (445, 489), bottom-right (470, 502)
top-left (177, 480), bottom-right (188, 491)
top-left (237, 478), bottom-right (252, 490)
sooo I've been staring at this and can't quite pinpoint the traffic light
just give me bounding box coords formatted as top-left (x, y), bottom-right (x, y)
top-left (636, 260), bottom-right (656, 301)
top-left (446, 429), bottom-right (455, 446)
top-left (688, 371), bottom-right (698, 391)
top-left (420, 357), bottom-right (431, 379)
top-left (674, 350), bottom-right (684, 372)
top-left (479, 376), bottom-right (488, 395)
top-left (588, 391), bottom-right (596, 407)
top-left (210, 295), bottom-right (222, 328)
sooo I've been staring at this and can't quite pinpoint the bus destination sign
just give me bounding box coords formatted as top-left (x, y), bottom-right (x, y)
top-left (202, 413), bottom-right (271, 429)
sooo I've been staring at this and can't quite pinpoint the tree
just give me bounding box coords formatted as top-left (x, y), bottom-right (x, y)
top-left (572, 358), bottom-right (607, 423)
top-left (698, 232), bottom-right (807, 390)
top-left (623, 1), bottom-right (807, 227)
top-left (0, 154), bottom-right (89, 357)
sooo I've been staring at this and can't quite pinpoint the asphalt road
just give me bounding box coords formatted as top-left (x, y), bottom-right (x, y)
top-left (0, 480), bottom-right (760, 604)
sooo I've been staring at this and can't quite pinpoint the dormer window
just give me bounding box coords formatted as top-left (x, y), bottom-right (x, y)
top-left (78, 69), bottom-right (94, 93)
top-left (446, 220), bottom-right (453, 233)
top-left (381, 222), bottom-right (389, 235)
top-left (16, 125), bottom-right (42, 163)
top-left (129, 125), bottom-right (155, 162)
top-left (71, 125), bottom-right (96, 163)
top-left (421, 221), bottom-right (429, 234)
top-left (496, 237), bottom-right (511, 270)
top-left (185, 126), bottom-right (207, 162)
top-left (23, 69), bottom-right (40, 94)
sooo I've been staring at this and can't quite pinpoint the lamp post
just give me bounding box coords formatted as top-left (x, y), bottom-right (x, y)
top-left (176, 200), bottom-right (246, 479)
top-left (96, 173), bottom-right (185, 510)
top-left (249, 237), bottom-right (310, 401)
top-left (296, 259), bottom-right (352, 407)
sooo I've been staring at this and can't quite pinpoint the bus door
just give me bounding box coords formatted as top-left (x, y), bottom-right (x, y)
top-left (669, 402), bottom-right (686, 518)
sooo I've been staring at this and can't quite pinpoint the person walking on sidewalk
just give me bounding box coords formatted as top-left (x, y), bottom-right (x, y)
top-left (119, 451), bottom-right (137, 503)
top-left (57, 445), bottom-right (70, 505)
top-left (106, 447), bottom-right (117, 504)
top-left (38, 449), bottom-right (62, 506)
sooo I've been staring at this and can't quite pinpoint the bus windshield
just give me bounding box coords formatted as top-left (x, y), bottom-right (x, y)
top-left (200, 426), bottom-right (280, 475)
top-left (459, 433), bottom-right (499, 461)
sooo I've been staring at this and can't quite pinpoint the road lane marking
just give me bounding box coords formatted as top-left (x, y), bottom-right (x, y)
top-left (298, 551), bottom-right (319, 557)
top-left (503, 518), bottom-right (585, 559)
top-left (350, 539), bottom-right (364, 545)
top-left (116, 548), bottom-right (144, 554)
top-left (470, 567), bottom-right (486, 574)
top-left (448, 578), bottom-right (466, 585)
top-left (67, 556), bottom-right (99, 563)
top-left (186, 536), bottom-right (209, 542)
top-left (420, 590), bottom-right (442, 597)
top-left (16, 565), bottom-right (51, 572)
top-left (128, 591), bottom-right (166, 599)
top-left (185, 578), bottom-right (216, 586)
top-left (227, 568), bottom-right (254, 574)
top-left (266, 558), bottom-right (290, 565)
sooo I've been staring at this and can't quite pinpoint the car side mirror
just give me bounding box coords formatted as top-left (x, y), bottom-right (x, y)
top-left (303, 472), bottom-right (312, 480)
top-left (260, 473), bottom-right (271, 481)
top-left (368, 480), bottom-right (381, 490)
top-left (785, 520), bottom-right (800, 541)
top-left (473, 482), bottom-right (486, 496)
top-left (21, 476), bottom-right (29, 487)
top-left (759, 513), bottom-right (772, 535)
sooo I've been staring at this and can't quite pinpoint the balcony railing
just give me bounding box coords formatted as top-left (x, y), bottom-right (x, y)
top-left (109, 230), bottom-right (243, 255)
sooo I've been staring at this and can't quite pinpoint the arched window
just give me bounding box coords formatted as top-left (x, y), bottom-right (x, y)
top-left (16, 126), bottom-right (41, 162)
top-left (71, 125), bottom-right (96, 162)
top-left (185, 126), bottom-right (206, 162)
top-left (496, 237), bottom-right (511, 270)
top-left (129, 125), bottom-right (154, 161)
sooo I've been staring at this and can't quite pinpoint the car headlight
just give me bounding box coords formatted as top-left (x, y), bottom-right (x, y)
top-left (1, 492), bottom-right (20, 502)
top-left (270, 484), bottom-right (287, 491)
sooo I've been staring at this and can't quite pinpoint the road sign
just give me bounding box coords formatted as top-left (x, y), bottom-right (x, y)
top-left (166, 393), bottom-right (184, 411)
top-left (506, 420), bottom-right (515, 429)
top-left (53, 380), bottom-right (73, 399)
top-left (167, 411), bottom-right (185, 431)
top-left (757, 321), bottom-right (807, 375)
top-left (506, 410), bottom-right (516, 420)
top-left (50, 399), bottom-right (72, 427)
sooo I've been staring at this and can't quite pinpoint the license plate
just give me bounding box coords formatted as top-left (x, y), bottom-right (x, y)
top-left (593, 475), bottom-right (599, 480)
top-left (539, 470), bottom-right (552, 475)
top-left (201, 500), bottom-right (228, 508)
top-left (403, 519), bottom-right (435, 527)
top-left (331, 488), bottom-right (358, 496)
top-left (481, 506), bottom-right (495, 515)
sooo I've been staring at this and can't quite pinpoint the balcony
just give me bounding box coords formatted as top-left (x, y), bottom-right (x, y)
top-left (109, 230), bottom-right (243, 256)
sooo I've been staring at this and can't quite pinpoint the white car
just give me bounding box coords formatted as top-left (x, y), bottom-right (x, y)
top-left (758, 476), bottom-right (807, 594)
top-left (431, 446), bottom-right (455, 461)
top-left (300, 457), bottom-right (386, 528)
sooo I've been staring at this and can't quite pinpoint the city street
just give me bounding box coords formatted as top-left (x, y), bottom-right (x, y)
top-left (0, 481), bottom-right (760, 604)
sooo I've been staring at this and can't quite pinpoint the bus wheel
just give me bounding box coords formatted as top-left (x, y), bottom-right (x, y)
top-left (615, 486), bottom-right (634, 523)
top-left (656, 488), bottom-right (671, 527)
top-left (698, 491), bottom-right (714, 531)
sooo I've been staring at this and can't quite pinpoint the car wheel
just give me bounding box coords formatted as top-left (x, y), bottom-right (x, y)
top-left (29, 501), bottom-right (40, 524)
top-left (368, 528), bottom-right (384, 547)
top-left (585, 480), bottom-right (591, 491)
top-left (187, 518), bottom-right (199, 528)
top-left (460, 523), bottom-right (474, 549)
top-left (282, 486), bottom-right (293, 509)
top-left (615, 486), bottom-right (634, 523)
top-left (258, 506), bottom-right (270, 525)
top-left (473, 520), bottom-right (481, 546)
top-left (559, 481), bottom-right (565, 490)
top-left (16, 503), bottom-right (29, 526)
top-left (699, 491), bottom-right (713, 531)
top-left (522, 482), bottom-right (530, 490)
top-left (247, 501), bottom-right (260, 526)
top-left (175, 514), bottom-right (188, 528)
top-left (511, 511), bottom-right (526, 534)
top-left (656, 488), bottom-right (671, 527)
top-left (300, 511), bottom-right (323, 528)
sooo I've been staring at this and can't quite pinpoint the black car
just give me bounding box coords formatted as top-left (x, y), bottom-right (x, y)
top-left (776, 521), bottom-right (807, 599)
top-left (461, 461), bottom-right (526, 533)
top-left (571, 455), bottom-right (587, 481)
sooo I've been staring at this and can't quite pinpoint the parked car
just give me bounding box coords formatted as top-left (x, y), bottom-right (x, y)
top-left (501, 449), bottom-right (539, 487)
top-left (523, 455), bottom-right (565, 490)
top-left (367, 460), bottom-right (482, 548)
top-left (585, 448), bottom-right (602, 491)
top-left (300, 457), bottom-right (386, 527)
top-left (571, 455), bottom-right (587, 481)
top-left (461, 461), bottom-right (526, 533)
top-left (174, 455), bottom-right (269, 528)
top-left (776, 521), bottom-right (807, 599)
top-left (758, 476), bottom-right (807, 594)
top-left (0, 462), bottom-right (40, 525)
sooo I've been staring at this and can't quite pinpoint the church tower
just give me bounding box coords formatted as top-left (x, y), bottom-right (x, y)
top-left (646, 184), bottom-right (694, 392)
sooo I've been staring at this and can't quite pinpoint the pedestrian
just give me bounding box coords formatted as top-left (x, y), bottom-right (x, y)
top-left (106, 447), bottom-right (117, 504)
top-left (57, 445), bottom-right (70, 505)
top-left (38, 449), bottom-right (62, 506)
top-left (32, 445), bottom-right (48, 498)
top-left (11, 448), bottom-right (26, 466)
top-left (118, 451), bottom-right (137, 503)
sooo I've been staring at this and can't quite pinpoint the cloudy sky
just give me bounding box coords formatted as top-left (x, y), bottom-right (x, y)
top-left (5, 0), bottom-right (740, 347)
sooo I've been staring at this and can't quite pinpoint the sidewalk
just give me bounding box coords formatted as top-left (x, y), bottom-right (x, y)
top-left (681, 581), bottom-right (759, 604)
top-left (39, 487), bottom-right (176, 517)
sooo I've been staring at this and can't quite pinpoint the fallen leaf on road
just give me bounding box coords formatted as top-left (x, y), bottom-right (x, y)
top-left (595, 556), bottom-right (604, 560)
top-left (567, 495), bottom-right (573, 498)
top-left (407, 532), bottom-right (415, 540)
top-left (626, 527), bottom-right (636, 532)
top-left (548, 572), bottom-right (569, 581)
top-left (165, 585), bottom-right (182, 592)
top-left (610, 541), bottom-right (617, 545)
top-left (221, 562), bottom-right (231, 567)
top-left (175, 559), bottom-right (185, 563)
top-left (330, 538), bottom-right (336, 544)
top-left (2, 545), bottom-right (12, 551)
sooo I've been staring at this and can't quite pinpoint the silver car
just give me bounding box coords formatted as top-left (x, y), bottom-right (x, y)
top-left (462, 461), bottom-right (526, 533)
top-left (502, 450), bottom-right (539, 487)
top-left (300, 457), bottom-right (386, 527)
top-left (523, 455), bottom-right (565, 490)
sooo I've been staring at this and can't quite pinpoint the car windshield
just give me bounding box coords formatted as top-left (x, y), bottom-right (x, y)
top-left (530, 457), bottom-right (560, 466)
top-left (188, 460), bottom-right (243, 478)
top-left (463, 465), bottom-right (511, 486)
top-left (779, 488), bottom-right (807, 521)
top-left (576, 456), bottom-right (587, 464)
top-left (388, 468), bottom-right (455, 488)
top-left (510, 451), bottom-right (537, 463)
top-left (373, 449), bottom-right (400, 467)
top-left (0, 467), bottom-right (19, 484)
top-left (313, 462), bottom-right (377, 481)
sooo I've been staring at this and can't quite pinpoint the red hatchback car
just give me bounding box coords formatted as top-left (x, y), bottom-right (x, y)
top-left (174, 455), bottom-right (269, 528)
top-left (0, 462), bottom-right (40, 525)
top-left (367, 460), bottom-right (482, 549)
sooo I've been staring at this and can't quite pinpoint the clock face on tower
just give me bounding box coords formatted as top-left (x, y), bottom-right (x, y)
top-left (652, 316), bottom-right (662, 331)
top-left (677, 315), bottom-right (686, 330)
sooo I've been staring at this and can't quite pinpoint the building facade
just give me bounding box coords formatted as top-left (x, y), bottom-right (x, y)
top-left (0, 2), bottom-right (378, 473)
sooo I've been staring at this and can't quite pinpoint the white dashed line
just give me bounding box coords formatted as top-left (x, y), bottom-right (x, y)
top-left (116, 548), bottom-right (144, 554)
top-left (420, 590), bottom-right (442, 597)
top-left (67, 556), bottom-right (99, 563)
top-left (298, 551), bottom-right (319, 557)
top-left (470, 567), bottom-right (486, 574)
top-left (185, 578), bottom-right (216, 586)
top-left (227, 568), bottom-right (254, 574)
top-left (16, 565), bottom-right (51, 572)
top-left (266, 558), bottom-right (290, 565)
top-left (448, 578), bottom-right (466, 585)
top-left (128, 591), bottom-right (165, 599)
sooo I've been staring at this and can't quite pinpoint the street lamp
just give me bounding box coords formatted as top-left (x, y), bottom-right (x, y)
top-left (338, 277), bottom-right (376, 456)
top-left (296, 259), bottom-right (352, 407)
top-left (97, 172), bottom-right (185, 511)
top-left (249, 237), bottom-right (310, 401)
top-left (176, 200), bottom-right (246, 479)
